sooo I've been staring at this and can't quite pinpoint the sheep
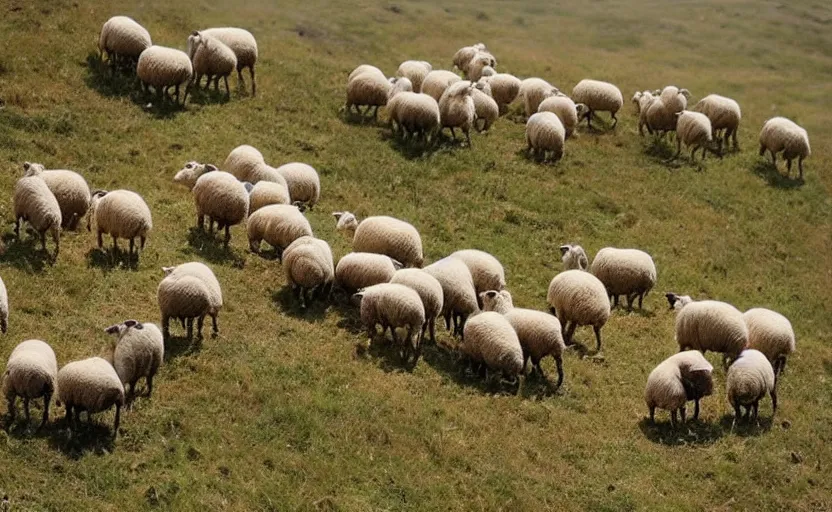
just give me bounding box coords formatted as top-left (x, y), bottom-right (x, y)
top-left (160, 262), bottom-right (222, 338)
top-left (519, 78), bottom-right (558, 118)
top-left (104, 320), bottom-right (164, 400)
top-left (420, 70), bottom-right (462, 102)
top-left (0, 276), bottom-right (7, 334)
top-left (158, 272), bottom-right (212, 340)
top-left (743, 308), bottom-right (795, 377)
top-left (632, 90), bottom-right (658, 136)
top-left (439, 80), bottom-right (476, 146)
top-left (538, 94), bottom-right (578, 138)
top-left (693, 94), bottom-right (741, 152)
top-left (345, 73), bottom-right (411, 120)
top-left (449, 249), bottom-right (506, 297)
top-left (726, 349), bottom-right (777, 427)
top-left (644, 86), bottom-right (690, 137)
top-left (588, 247), bottom-right (657, 310)
top-left (335, 252), bottom-right (402, 293)
top-left (333, 212), bottom-right (424, 268)
top-left (571, 79), bottom-right (624, 130)
top-left (13, 173), bottom-right (61, 256)
top-left (187, 31), bottom-right (237, 99)
top-left (666, 293), bottom-right (748, 363)
top-left (247, 204), bottom-right (312, 258)
top-left (547, 270), bottom-right (610, 351)
top-left (386, 92), bottom-right (441, 144)
top-left (57, 357), bottom-right (125, 436)
top-left (353, 283), bottom-right (426, 365)
top-left (1, 339), bottom-right (58, 430)
top-left (559, 244), bottom-right (589, 271)
top-left (282, 236), bottom-right (334, 308)
top-left (481, 290), bottom-right (565, 387)
top-left (480, 65), bottom-right (496, 78)
top-left (137, 45), bottom-right (193, 105)
top-left (198, 28), bottom-right (258, 95)
top-left (275, 162), bottom-right (321, 208)
top-left (480, 73), bottom-right (521, 115)
top-left (22, 162), bottom-right (90, 230)
top-left (396, 60), bottom-right (432, 92)
top-left (390, 268), bottom-right (444, 344)
top-left (452, 43), bottom-right (488, 72)
top-left (88, 189), bottom-right (152, 259)
top-left (526, 111), bottom-right (565, 162)
top-left (422, 256), bottom-right (479, 337)
top-left (98, 16), bottom-right (152, 70)
top-left (758, 117), bottom-right (811, 179)
top-left (464, 52), bottom-right (494, 81)
top-left (472, 80), bottom-right (499, 132)
top-left (645, 350), bottom-right (714, 426)
top-left (674, 111), bottom-right (714, 161)
top-left (348, 64), bottom-right (384, 83)
top-left (223, 145), bottom-right (281, 186)
top-left (190, 165), bottom-right (249, 247)
top-left (248, 180), bottom-right (291, 212)
top-left (459, 312), bottom-right (523, 384)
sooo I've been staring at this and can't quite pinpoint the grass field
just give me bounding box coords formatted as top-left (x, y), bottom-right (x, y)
top-left (1, 0), bottom-right (831, 510)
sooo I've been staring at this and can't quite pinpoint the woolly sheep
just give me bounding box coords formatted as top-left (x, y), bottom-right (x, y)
top-left (547, 270), bottom-right (610, 351)
top-left (137, 45), bottom-right (193, 104)
top-left (460, 312), bottom-right (524, 383)
top-left (390, 268), bottom-right (444, 344)
top-left (644, 86), bottom-right (690, 136)
top-left (335, 252), bottom-right (402, 293)
top-left (98, 16), bottom-right (152, 69)
top-left (191, 165), bottom-right (249, 246)
top-left (588, 247), bottom-right (657, 310)
top-left (248, 180), bottom-right (291, 212)
top-left (481, 290), bottom-right (565, 387)
top-left (743, 308), bottom-right (795, 376)
top-left (0, 276), bottom-right (7, 334)
top-left (334, 212), bottom-right (423, 268)
top-left (559, 243), bottom-right (589, 271)
top-left (275, 162), bottom-right (321, 208)
top-left (422, 256), bottom-right (479, 337)
top-left (198, 27), bottom-right (258, 95)
top-left (666, 294), bottom-right (748, 362)
top-left (519, 78), bottom-right (558, 118)
top-left (464, 52), bottom-right (494, 81)
top-left (396, 60), bottom-right (432, 92)
top-left (161, 262), bottom-right (223, 337)
top-left (57, 357), bottom-right (125, 435)
top-left (420, 70), bottom-right (462, 102)
top-left (247, 204), bottom-right (312, 258)
top-left (386, 91), bottom-right (442, 143)
top-left (348, 64), bottom-right (384, 83)
top-left (345, 74), bottom-right (411, 120)
top-left (480, 65), bottom-right (496, 78)
top-left (571, 79), bottom-right (623, 130)
top-left (158, 272), bottom-right (212, 340)
top-left (282, 236), bottom-right (334, 308)
top-left (758, 117), bottom-right (811, 179)
top-left (22, 162), bottom-right (90, 230)
top-left (187, 31), bottom-right (237, 98)
top-left (449, 249), bottom-right (506, 297)
top-left (13, 174), bottom-right (61, 256)
top-left (693, 94), bottom-right (741, 152)
top-left (538, 94), bottom-right (578, 138)
top-left (104, 320), bottom-right (164, 399)
top-left (2, 340), bottom-right (57, 430)
top-left (472, 80), bottom-right (499, 132)
top-left (645, 350), bottom-right (714, 426)
top-left (452, 43), bottom-right (488, 73)
top-left (353, 283), bottom-right (426, 365)
top-left (632, 90), bottom-right (658, 136)
top-left (481, 73), bottom-right (521, 115)
top-left (726, 349), bottom-right (777, 426)
top-left (674, 111), bottom-right (714, 161)
top-left (88, 189), bottom-right (152, 259)
top-left (526, 111), bottom-right (565, 162)
top-left (223, 145), bottom-right (288, 187)
top-left (439, 80), bottom-right (476, 146)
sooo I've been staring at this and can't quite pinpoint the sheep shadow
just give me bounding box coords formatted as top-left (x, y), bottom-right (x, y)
top-left (85, 247), bottom-right (140, 271)
top-left (0, 232), bottom-right (54, 272)
top-left (644, 137), bottom-right (679, 164)
top-left (419, 338), bottom-right (523, 396)
top-left (184, 228), bottom-right (246, 268)
top-left (340, 106), bottom-right (386, 126)
top-left (611, 306), bottom-right (656, 318)
top-left (48, 417), bottom-right (117, 459)
top-left (717, 413), bottom-right (774, 437)
top-left (358, 334), bottom-right (422, 374)
top-left (163, 334), bottom-right (204, 360)
top-left (380, 131), bottom-right (442, 160)
top-left (84, 53), bottom-right (139, 100)
top-left (751, 161), bottom-right (804, 189)
top-left (515, 147), bottom-right (564, 167)
top-left (638, 417), bottom-right (725, 446)
top-left (187, 85), bottom-right (232, 106)
top-left (270, 286), bottom-right (330, 322)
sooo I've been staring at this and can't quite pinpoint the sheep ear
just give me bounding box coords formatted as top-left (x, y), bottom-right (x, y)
top-left (665, 292), bottom-right (678, 309)
top-left (390, 258), bottom-right (403, 270)
top-left (205, 164), bottom-right (218, 172)
top-left (23, 162), bottom-right (31, 171)
top-left (104, 324), bottom-right (120, 335)
top-left (332, 212), bottom-right (343, 220)
top-left (350, 292), bottom-right (365, 307)
top-left (123, 319), bottom-right (138, 328)
top-left (191, 30), bottom-right (199, 36)
top-left (162, 266), bottom-right (175, 276)
top-left (559, 245), bottom-right (571, 256)
top-left (485, 290), bottom-right (497, 298)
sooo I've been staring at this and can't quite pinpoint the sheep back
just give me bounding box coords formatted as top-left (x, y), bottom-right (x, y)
top-left (759, 117), bottom-right (811, 159)
top-left (92, 190), bottom-right (152, 240)
top-left (676, 111), bottom-right (713, 147)
top-left (57, 357), bottom-right (124, 413)
top-left (200, 28), bottom-right (258, 70)
top-left (275, 162), bottom-right (320, 206)
top-left (726, 349), bottom-right (775, 407)
top-left (335, 252), bottom-right (399, 291)
top-left (590, 247), bottom-right (657, 298)
top-left (450, 249), bottom-right (505, 294)
top-left (526, 112), bottom-right (566, 156)
top-left (352, 216), bottom-right (423, 268)
top-left (743, 308), bottom-right (795, 363)
top-left (421, 70), bottom-right (462, 102)
top-left (13, 176), bottom-right (62, 234)
top-left (247, 204), bottom-right (312, 251)
top-left (193, 171), bottom-right (249, 226)
top-left (249, 181), bottom-right (291, 212)
top-left (2, 340), bottom-right (58, 400)
top-left (505, 308), bottom-right (565, 363)
top-left (693, 94), bottom-right (741, 132)
top-left (546, 270), bottom-right (610, 328)
top-left (422, 257), bottom-right (479, 319)
top-left (396, 60), bottom-right (432, 92)
top-left (283, 236), bottom-right (334, 289)
top-left (675, 300), bottom-right (747, 358)
top-left (571, 79), bottom-right (623, 114)
top-left (113, 322), bottom-right (164, 386)
top-left (390, 268), bottom-right (444, 320)
top-left (538, 95), bottom-right (578, 137)
top-left (99, 16), bottom-right (152, 59)
top-left (358, 283), bottom-right (425, 333)
top-left (645, 351), bottom-right (713, 412)
top-left (461, 312), bottom-right (523, 376)
top-left (137, 46), bottom-right (193, 88)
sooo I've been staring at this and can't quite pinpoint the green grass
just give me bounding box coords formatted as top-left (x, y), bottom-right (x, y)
top-left (1, 0), bottom-right (832, 509)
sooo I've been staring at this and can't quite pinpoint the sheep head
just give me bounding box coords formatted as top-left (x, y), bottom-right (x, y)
top-left (22, 162), bottom-right (46, 177)
top-left (332, 211), bottom-right (359, 236)
top-left (559, 244), bottom-right (588, 271)
top-left (480, 289), bottom-right (513, 314)
top-left (665, 292), bottom-right (692, 310)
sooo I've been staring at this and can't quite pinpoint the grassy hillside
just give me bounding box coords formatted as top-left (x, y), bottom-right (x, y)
top-left (1, 0), bottom-right (831, 510)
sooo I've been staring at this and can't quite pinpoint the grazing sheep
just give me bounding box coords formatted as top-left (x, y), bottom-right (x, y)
top-left (423, 257), bottom-right (479, 337)
top-left (644, 86), bottom-right (690, 137)
top-left (282, 236), bottom-right (334, 308)
top-left (223, 145), bottom-right (288, 187)
top-left (480, 73), bottom-right (521, 115)
top-left (248, 180), bottom-right (290, 212)
top-left (727, 349), bottom-right (777, 427)
top-left (449, 249), bottom-right (506, 297)
top-left (57, 357), bottom-right (125, 436)
top-left (98, 16), bottom-right (152, 69)
top-left (693, 94), bottom-right (741, 152)
top-left (161, 262), bottom-right (222, 337)
top-left (666, 293), bottom-right (748, 363)
top-left (390, 268), bottom-right (444, 344)
top-left (758, 117), bottom-right (811, 179)
top-left (387, 91), bottom-right (442, 143)
top-left (335, 252), bottom-right (401, 293)
top-left (198, 27), bottom-right (258, 95)
top-left (481, 290), bottom-right (566, 387)
top-left (452, 43), bottom-right (488, 73)
top-left (526, 111), bottom-right (565, 162)
top-left (22, 162), bottom-right (91, 230)
top-left (632, 90), bottom-right (658, 136)
top-left (137, 45), bottom-right (193, 104)
top-left (420, 70), bottom-right (462, 102)
top-left (175, 162), bottom-right (249, 247)
top-left (588, 247), bottom-right (657, 310)
top-left (275, 162), bottom-right (320, 208)
top-left (187, 31), bottom-right (237, 98)
top-left (345, 74), bottom-right (412, 120)
top-left (439, 80), bottom-right (476, 146)
top-left (104, 320), bottom-right (164, 399)
top-left (396, 60), bottom-right (432, 92)
top-left (353, 283), bottom-right (426, 365)
top-left (2, 340), bottom-right (58, 430)
top-left (674, 111), bottom-right (714, 161)
top-left (472, 80), bottom-right (499, 132)
top-left (464, 52), bottom-right (494, 81)
top-left (348, 64), bottom-right (384, 83)
top-left (547, 270), bottom-right (610, 351)
top-left (519, 78), bottom-right (558, 118)
top-left (645, 350), bottom-right (714, 426)
top-left (334, 212), bottom-right (423, 268)
top-left (0, 276), bottom-right (7, 334)
top-left (158, 272), bottom-right (212, 340)
top-left (559, 244), bottom-right (589, 271)
top-left (571, 79), bottom-right (623, 130)
top-left (88, 189), bottom-right (152, 259)
top-left (13, 173), bottom-right (61, 256)
top-left (538, 94), bottom-right (579, 138)
top-left (247, 204), bottom-right (312, 258)
top-left (743, 308), bottom-right (795, 376)
top-left (460, 312), bottom-right (524, 383)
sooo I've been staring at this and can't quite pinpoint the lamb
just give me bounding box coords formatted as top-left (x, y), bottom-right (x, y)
top-left (666, 293), bottom-right (748, 363)
top-left (345, 73), bottom-right (411, 120)
top-left (459, 312), bottom-right (523, 383)
top-left (547, 270), bottom-right (610, 351)
top-left (693, 94), bottom-right (741, 152)
top-left (282, 236), bottom-right (334, 308)
top-left (88, 189), bottom-right (152, 259)
top-left (519, 78), bottom-right (558, 118)
top-left (758, 117), bottom-right (811, 179)
top-left (743, 308), bottom-right (795, 376)
top-left (390, 268), bottom-right (444, 344)
top-left (645, 350), bottom-right (714, 426)
top-left (187, 31), bottom-right (237, 99)
top-left (481, 290), bottom-right (566, 387)
top-left (2, 339), bottom-right (58, 430)
top-left (571, 79), bottom-right (624, 130)
top-left (674, 111), bottom-right (714, 161)
top-left (104, 320), bottom-right (164, 400)
top-left (247, 204), bottom-right (312, 258)
top-left (0, 276), bottom-right (7, 334)
top-left (13, 173), bottom-right (62, 256)
top-left (98, 16), bottom-right (152, 69)
top-left (160, 262), bottom-right (223, 338)
top-left (57, 357), bottom-right (125, 436)
top-left (559, 243), bottom-right (589, 271)
top-left (137, 45), bottom-right (193, 105)
top-left (348, 64), bottom-right (384, 83)
top-left (335, 252), bottom-right (402, 293)
top-left (480, 73), bottom-right (521, 115)
top-left (334, 212), bottom-right (424, 268)
top-left (538, 94), bottom-right (578, 138)
top-left (525, 111), bottom-right (565, 162)
top-left (420, 70), bottom-right (462, 102)
top-left (198, 28), bottom-right (258, 95)
top-left (22, 163), bottom-right (90, 231)
top-left (586, 247), bottom-right (657, 310)
top-left (644, 86), bottom-right (690, 137)
top-left (422, 257), bottom-right (479, 337)
top-left (726, 349), bottom-right (777, 427)
top-left (248, 180), bottom-right (291, 212)
top-left (386, 92), bottom-right (441, 144)
top-left (353, 283), bottom-right (426, 365)
top-left (396, 60), bottom-right (432, 92)
top-left (439, 80), bottom-right (476, 146)
top-left (275, 163), bottom-right (321, 208)
top-left (449, 249), bottom-right (506, 297)
top-left (472, 80), bottom-right (499, 132)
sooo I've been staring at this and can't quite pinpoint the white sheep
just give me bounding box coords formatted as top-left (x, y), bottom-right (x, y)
top-left (0, 276), bottom-right (7, 334)
top-left (282, 236), bottom-right (334, 308)
top-left (345, 73), bottom-right (411, 120)
top-left (538, 94), bottom-right (578, 138)
top-left (727, 349), bottom-right (777, 427)
top-left (632, 90), bottom-right (658, 136)
top-left (353, 283), bottom-right (426, 365)
top-left (644, 86), bottom-right (690, 137)
top-left (161, 262), bottom-right (223, 337)
top-left (547, 270), bottom-right (610, 351)
top-left (674, 111), bottom-right (714, 161)
top-left (247, 204), bottom-right (312, 258)
top-left (480, 73), bottom-right (521, 115)
top-left (571, 79), bottom-right (624, 130)
top-left (526, 111), bottom-right (565, 162)
top-left (333, 212), bottom-right (423, 268)
top-left (472, 80), bottom-right (499, 132)
top-left (758, 117), bottom-right (811, 179)
top-left (396, 60), bottom-right (432, 92)
top-left (275, 162), bottom-right (320, 208)
top-left (98, 16), bottom-right (152, 69)
top-left (348, 64), bottom-right (384, 83)
top-left (449, 249), bottom-right (506, 297)
top-left (137, 45), bottom-right (193, 105)
top-left (390, 268), bottom-right (444, 344)
top-left (198, 28), bottom-right (258, 95)
top-left (2, 339), bottom-right (58, 430)
top-left (223, 145), bottom-right (284, 186)
top-left (13, 174), bottom-right (62, 256)
top-left (693, 94), bottom-right (741, 152)
top-left (464, 52), bottom-right (494, 81)
top-left (743, 308), bottom-right (795, 376)
top-left (386, 92), bottom-right (441, 144)
top-left (439, 80), bottom-right (476, 146)
top-left (88, 189), bottom-right (152, 259)
top-left (248, 180), bottom-right (290, 212)
top-left (158, 271), bottom-right (212, 340)
top-left (191, 165), bottom-right (249, 247)
top-left (645, 350), bottom-right (714, 426)
top-left (187, 31), bottom-right (237, 99)
top-left (666, 293), bottom-right (748, 363)
top-left (420, 70), bottom-right (462, 102)
top-left (452, 43), bottom-right (488, 72)
top-left (57, 357), bottom-right (125, 436)
top-left (519, 78), bottom-right (558, 118)
top-left (559, 243), bottom-right (589, 271)
top-left (335, 252), bottom-right (401, 293)
top-left (104, 320), bottom-right (164, 399)
top-left (22, 163), bottom-right (90, 230)
top-left (581, 247), bottom-right (657, 310)
top-left (459, 312), bottom-right (523, 384)
top-left (422, 256), bottom-right (479, 337)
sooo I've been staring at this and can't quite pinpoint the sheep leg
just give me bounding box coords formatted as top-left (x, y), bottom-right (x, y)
top-left (693, 399), bottom-right (700, 421)
top-left (679, 405), bottom-right (686, 424)
top-left (213, 76), bottom-right (220, 92)
top-left (786, 158), bottom-right (793, 176)
top-left (129, 237), bottom-right (135, 259)
top-left (450, 127), bottom-right (456, 140)
top-left (610, 111), bottom-right (618, 128)
top-left (40, 232), bottom-right (47, 252)
top-left (162, 315), bottom-right (170, 339)
top-left (771, 388), bottom-right (777, 416)
top-left (14, 217), bottom-right (21, 238)
top-left (798, 156), bottom-right (805, 179)
top-left (649, 406), bottom-right (655, 423)
top-left (670, 409), bottom-right (677, 428)
top-left (770, 151), bottom-right (776, 167)
top-left (224, 75), bottom-right (231, 99)
top-left (429, 317), bottom-right (436, 344)
top-left (638, 292), bottom-right (645, 309)
top-left (464, 128), bottom-right (472, 148)
top-left (22, 397), bottom-right (31, 425)
top-left (372, 106), bottom-right (379, 121)
top-left (585, 109), bottom-right (594, 130)
top-left (113, 403), bottom-right (121, 437)
top-left (752, 402), bottom-right (759, 424)
top-left (65, 405), bottom-right (74, 433)
top-left (140, 236), bottom-right (146, 250)
top-left (97, 230), bottom-right (103, 249)
top-left (593, 325), bottom-right (603, 352)
top-left (625, 293), bottom-right (634, 311)
top-left (674, 137), bottom-right (682, 159)
top-left (554, 355), bottom-right (564, 388)
top-left (186, 318), bottom-right (194, 340)
top-left (6, 396), bottom-right (15, 423)
top-left (39, 392), bottom-right (51, 431)
top-left (211, 313), bottom-right (219, 335)
top-left (196, 315), bottom-right (205, 339)
top-left (250, 66), bottom-right (256, 96)
top-left (111, 235), bottom-right (119, 256)
top-left (224, 225), bottom-right (231, 248)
